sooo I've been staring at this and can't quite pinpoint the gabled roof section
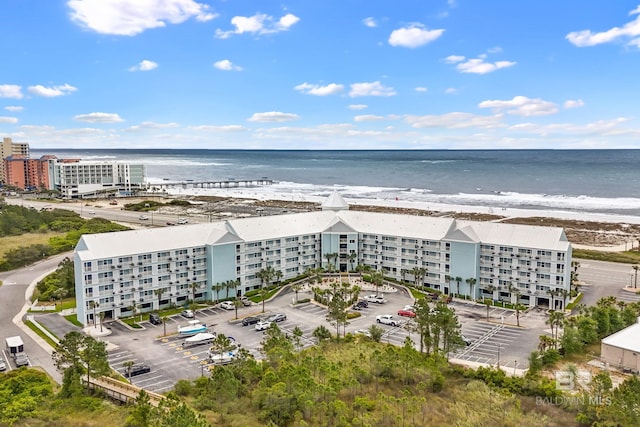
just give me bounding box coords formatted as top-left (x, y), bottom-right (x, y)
top-left (458, 220), bottom-right (570, 251)
top-left (322, 191), bottom-right (349, 211)
top-left (323, 216), bottom-right (358, 233)
top-left (75, 223), bottom-right (218, 260)
top-left (337, 211), bottom-right (455, 240)
top-left (444, 223), bottom-right (480, 243)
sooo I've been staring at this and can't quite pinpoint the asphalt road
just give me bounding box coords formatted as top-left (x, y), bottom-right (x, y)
top-left (0, 253), bottom-right (70, 382)
top-left (575, 259), bottom-right (640, 307)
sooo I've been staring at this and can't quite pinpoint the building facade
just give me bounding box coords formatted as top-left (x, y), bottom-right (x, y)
top-left (74, 193), bottom-right (572, 326)
top-left (4, 154), bottom-right (56, 190)
top-left (0, 137), bottom-right (30, 184)
top-left (48, 159), bottom-right (146, 198)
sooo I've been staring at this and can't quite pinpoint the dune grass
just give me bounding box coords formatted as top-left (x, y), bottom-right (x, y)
top-left (0, 231), bottom-right (63, 258)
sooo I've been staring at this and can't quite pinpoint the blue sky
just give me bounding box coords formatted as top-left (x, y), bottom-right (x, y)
top-left (1, 0), bottom-right (640, 150)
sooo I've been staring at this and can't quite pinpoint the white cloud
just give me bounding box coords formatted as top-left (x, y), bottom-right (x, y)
top-left (487, 46), bottom-right (503, 54)
top-left (73, 112), bottom-right (124, 123)
top-left (0, 85), bottom-right (23, 99)
top-left (247, 111), bottom-right (299, 123)
top-left (127, 121), bottom-right (179, 131)
top-left (0, 116), bottom-right (18, 124)
top-left (564, 99), bottom-right (585, 109)
top-left (566, 6), bottom-right (640, 47)
top-left (444, 55), bottom-right (465, 63)
top-left (478, 96), bottom-right (558, 117)
top-left (348, 104), bottom-right (368, 110)
top-left (4, 106), bottom-right (23, 112)
top-left (28, 84), bottom-right (78, 97)
top-left (349, 81), bottom-right (396, 97)
top-left (294, 82), bottom-right (344, 96)
top-left (67, 0), bottom-right (217, 36)
top-left (215, 13), bottom-right (299, 39)
top-left (129, 60), bottom-right (158, 72)
top-left (405, 112), bottom-right (504, 129)
top-left (353, 114), bottom-right (399, 122)
top-left (444, 87), bottom-right (457, 94)
top-left (189, 125), bottom-right (247, 132)
top-left (388, 24), bottom-right (444, 48)
top-left (213, 59), bottom-right (243, 71)
top-left (415, 86), bottom-right (428, 92)
top-left (446, 55), bottom-right (516, 74)
top-left (362, 17), bottom-right (377, 28)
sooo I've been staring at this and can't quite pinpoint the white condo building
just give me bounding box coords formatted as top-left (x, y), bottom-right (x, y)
top-left (74, 193), bottom-right (572, 326)
top-left (48, 159), bottom-right (146, 199)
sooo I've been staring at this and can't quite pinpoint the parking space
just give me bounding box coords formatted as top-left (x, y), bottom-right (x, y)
top-left (452, 323), bottom-right (523, 366)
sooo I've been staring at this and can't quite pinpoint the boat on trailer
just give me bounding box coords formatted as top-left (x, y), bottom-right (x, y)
top-left (178, 320), bottom-right (207, 336)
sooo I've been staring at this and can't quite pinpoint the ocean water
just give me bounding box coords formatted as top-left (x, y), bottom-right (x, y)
top-left (30, 149), bottom-right (640, 217)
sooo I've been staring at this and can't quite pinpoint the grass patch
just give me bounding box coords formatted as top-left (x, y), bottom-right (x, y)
top-left (0, 231), bottom-right (64, 259)
top-left (121, 317), bottom-right (143, 329)
top-left (59, 298), bottom-right (77, 311)
top-left (566, 293), bottom-right (584, 311)
top-left (64, 314), bottom-right (83, 327)
top-left (574, 249), bottom-right (640, 264)
top-left (24, 320), bottom-right (59, 348)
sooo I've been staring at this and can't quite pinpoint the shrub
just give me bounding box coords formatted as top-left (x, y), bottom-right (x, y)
top-left (296, 298), bottom-right (310, 304)
top-left (346, 311), bottom-right (361, 319)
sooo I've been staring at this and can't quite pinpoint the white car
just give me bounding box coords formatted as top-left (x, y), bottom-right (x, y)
top-left (88, 210), bottom-right (96, 215)
top-left (255, 320), bottom-right (272, 331)
top-left (219, 301), bottom-right (235, 310)
top-left (365, 294), bottom-right (387, 304)
top-left (0, 357), bottom-right (6, 371)
top-left (177, 218), bottom-right (188, 224)
top-left (376, 314), bottom-right (400, 327)
top-left (181, 309), bottom-right (194, 318)
top-left (139, 215), bottom-right (149, 220)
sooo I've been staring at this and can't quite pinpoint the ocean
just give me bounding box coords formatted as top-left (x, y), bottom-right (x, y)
top-left (30, 149), bottom-right (640, 218)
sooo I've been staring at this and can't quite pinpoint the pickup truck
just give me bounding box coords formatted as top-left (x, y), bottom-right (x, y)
top-left (13, 352), bottom-right (29, 367)
top-left (376, 314), bottom-right (400, 327)
top-left (365, 294), bottom-right (387, 304)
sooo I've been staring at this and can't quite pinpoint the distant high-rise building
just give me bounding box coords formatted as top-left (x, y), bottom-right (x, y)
top-left (4, 154), bottom-right (56, 190)
top-left (0, 137), bottom-right (30, 184)
top-left (48, 159), bottom-right (146, 198)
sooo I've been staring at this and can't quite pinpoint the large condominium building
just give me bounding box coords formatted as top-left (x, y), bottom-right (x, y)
top-left (74, 193), bottom-right (572, 326)
top-left (4, 154), bottom-right (56, 190)
top-left (48, 159), bottom-right (146, 198)
top-left (0, 137), bottom-right (30, 184)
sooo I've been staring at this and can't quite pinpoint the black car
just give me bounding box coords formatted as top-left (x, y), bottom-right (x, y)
top-left (242, 316), bottom-right (261, 326)
top-left (128, 364), bottom-right (151, 377)
top-left (354, 300), bottom-right (368, 309)
top-left (149, 313), bottom-right (162, 325)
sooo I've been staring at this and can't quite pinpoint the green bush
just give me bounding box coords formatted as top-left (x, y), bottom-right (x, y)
top-left (346, 311), bottom-right (361, 319)
top-left (296, 298), bottom-right (311, 304)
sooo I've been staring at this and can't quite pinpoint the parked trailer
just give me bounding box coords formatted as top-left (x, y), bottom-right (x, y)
top-left (5, 336), bottom-right (24, 355)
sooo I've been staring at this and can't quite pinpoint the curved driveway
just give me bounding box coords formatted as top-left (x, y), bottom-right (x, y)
top-left (0, 253), bottom-right (70, 382)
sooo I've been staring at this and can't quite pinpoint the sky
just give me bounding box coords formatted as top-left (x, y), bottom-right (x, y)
top-left (1, 0), bottom-right (640, 150)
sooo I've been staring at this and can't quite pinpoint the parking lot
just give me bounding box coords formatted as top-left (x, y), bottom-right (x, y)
top-left (35, 284), bottom-right (551, 391)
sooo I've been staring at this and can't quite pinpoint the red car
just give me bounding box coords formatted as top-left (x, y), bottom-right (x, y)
top-left (397, 309), bottom-right (416, 318)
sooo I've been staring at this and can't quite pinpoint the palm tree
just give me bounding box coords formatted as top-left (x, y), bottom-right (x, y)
top-left (213, 282), bottom-right (224, 304)
top-left (444, 275), bottom-right (452, 295)
top-left (347, 252), bottom-right (357, 272)
top-left (123, 360), bottom-right (135, 383)
top-left (291, 283), bottom-right (303, 303)
top-left (161, 316), bottom-right (168, 337)
top-left (324, 253), bottom-right (334, 273)
top-left (466, 277), bottom-right (477, 301)
top-left (99, 312), bottom-right (105, 333)
top-left (89, 301), bottom-right (99, 327)
top-left (547, 310), bottom-right (565, 347)
top-left (256, 266), bottom-right (276, 313)
top-left (400, 268), bottom-right (408, 283)
top-left (154, 288), bottom-right (165, 311)
top-left (633, 265), bottom-right (639, 289)
top-left (486, 284), bottom-right (496, 301)
top-left (274, 269), bottom-right (283, 284)
top-left (411, 266), bottom-right (427, 289)
top-left (454, 276), bottom-right (462, 297)
top-left (190, 282), bottom-right (200, 304)
top-left (371, 270), bottom-right (384, 296)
